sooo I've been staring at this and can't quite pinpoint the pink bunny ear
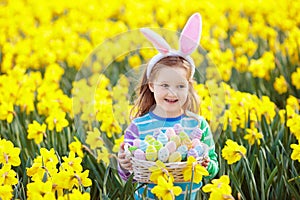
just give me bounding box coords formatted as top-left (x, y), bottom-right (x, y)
top-left (179, 13), bottom-right (202, 55)
top-left (140, 28), bottom-right (171, 54)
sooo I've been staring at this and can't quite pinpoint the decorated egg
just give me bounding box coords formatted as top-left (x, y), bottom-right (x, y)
top-left (145, 135), bottom-right (156, 145)
top-left (179, 132), bottom-right (189, 141)
top-left (124, 143), bottom-right (132, 159)
top-left (153, 140), bottom-right (163, 151)
top-left (165, 141), bottom-right (177, 154)
top-left (165, 128), bottom-right (176, 139)
top-left (181, 138), bottom-right (192, 149)
top-left (153, 129), bottom-right (163, 139)
top-left (170, 135), bottom-right (181, 147)
top-left (190, 128), bottom-right (203, 140)
top-left (158, 147), bottom-right (170, 162)
top-left (188, 148), bottom-right (199, 158)
top-left (168, 152), bottom-right (182, 162)
top-left (139, 140), bottom-right (149, 152)
top-left (134, 149), bottom-right (146, 160)
top-left (133, 139), bottom-right (141, 148)
top-left (177, 145), bottom-right (188, 160)
top-left (145, 145), bottom-right (157, 161)
top-left (191, 139), bottom-right (201, 148)
top-left (194, 145), bottom-right (204, 156)
top-left (173, 124), bottom-right (183, 135)
top-left (157, 133), bottom-right (168, 146)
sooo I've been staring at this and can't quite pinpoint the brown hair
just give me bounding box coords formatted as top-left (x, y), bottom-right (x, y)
top-left (130, 56), bottom-right (200, 119)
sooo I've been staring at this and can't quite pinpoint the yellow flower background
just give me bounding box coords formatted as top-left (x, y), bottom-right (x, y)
top-left (0, 0), bottom-right (300, 199)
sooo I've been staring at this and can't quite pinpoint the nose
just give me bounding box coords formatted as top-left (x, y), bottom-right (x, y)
top-left (167, 87), bottom-right (177, 96)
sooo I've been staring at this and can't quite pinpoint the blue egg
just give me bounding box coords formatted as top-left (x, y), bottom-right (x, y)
top-left (194, 145), bottom-right (204, 156)
top-left (176, 145), bottom-right (188, 160)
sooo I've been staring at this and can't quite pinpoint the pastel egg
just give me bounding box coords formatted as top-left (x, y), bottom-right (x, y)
top-left (153, 129), bottom-right (163, 139)
top-left (165, 141), bottom-right (177, 154)
top-left (158, 147), bottom-right (170, 162)
top-left (179, 132), bottom-right (189, 141)
top-left (157, 133), bottom-right (168, 146)
top-left (173, 124), bottom-right (183, 135)
top-left (190, 128), bottom-right (203, 140)
top-left (181, 138), bottom-right (192, 149)
top-left (168, 152), bottom-right (182, 162)
top-left (188, 148), bottom-right (199, 158)
top-left (170, 135), bottom-right (181, 147)
top-left (139, 140), bottom-right (149, 152)
top-left (165, 128), bottom-right (176, 139)
top-left (145, 145), bottom-right (157, 161)
top-left (177, 145), bottom-right (188, 160)
top-left (194, 145), bottom-right (204, 156)
top-left (133, 139), bottom-right (141, 148)
top-left (134, 149), bottom-right (146, 160)
top-left (145, 135), bottom-right (156, 145)
top-left (153, 140), bottom-right (163, 151)
top-left (191, 139), bottom-right (201, 148)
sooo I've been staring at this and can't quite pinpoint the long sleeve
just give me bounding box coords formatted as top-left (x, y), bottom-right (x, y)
top-left (200, 118), bottom-right (219, 179)
top-left (118, 122), bottom-right (139, 181)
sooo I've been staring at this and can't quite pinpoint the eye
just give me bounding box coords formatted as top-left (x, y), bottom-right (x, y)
top-left (161, 84), bottom-right (169, 88)
top-left (177, 84), bottom-right (187, 89)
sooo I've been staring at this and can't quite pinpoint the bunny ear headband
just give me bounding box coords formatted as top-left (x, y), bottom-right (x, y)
top-left (140, 13), bottom-right (202, 79)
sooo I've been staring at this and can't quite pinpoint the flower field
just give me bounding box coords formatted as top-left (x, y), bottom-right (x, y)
top-left (1, 0), bottom-right (300, 199)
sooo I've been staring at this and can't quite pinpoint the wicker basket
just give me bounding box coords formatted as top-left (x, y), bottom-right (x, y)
top-left (131, 145), bottom-right (208, 183)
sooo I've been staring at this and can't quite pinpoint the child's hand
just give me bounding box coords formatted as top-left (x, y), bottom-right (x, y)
top-left (201, 157), bottom-right (210, 168)
top-left (118, 142), bottom-right (133, 171)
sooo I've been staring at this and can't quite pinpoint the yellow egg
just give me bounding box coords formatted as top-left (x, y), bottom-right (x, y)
top-left (168, 152), bottom-right (182, 162)
top-left (170, 135), bottom-right (181, 147)
top-left (145, 145), bottom-right (157, 161)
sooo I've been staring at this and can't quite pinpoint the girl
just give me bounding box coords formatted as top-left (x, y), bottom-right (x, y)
top-left (118, 13), bottom-right (218, 199)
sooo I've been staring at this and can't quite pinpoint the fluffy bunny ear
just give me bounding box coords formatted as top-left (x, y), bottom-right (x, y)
top-left (140, 28), bottom-right (171, 54)
top-left (179, 13), bottom-right (202, 55)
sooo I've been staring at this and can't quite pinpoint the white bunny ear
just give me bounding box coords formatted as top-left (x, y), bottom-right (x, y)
top-left (140, 28), bottom-right (171, 54)
top-left (179, 13), bottom-right (202, 55)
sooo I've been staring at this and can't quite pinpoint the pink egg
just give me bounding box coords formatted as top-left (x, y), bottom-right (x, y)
top-left (134, 149), bottom-right (146, 160)
top-left (191, 139), bottom-right (201, 148)
top-left (165, 128), bottom-right (176, 139)
top-left (133, 139), bottom-right (141, 148)
top-left (165, 141), bottom-right (177, 154)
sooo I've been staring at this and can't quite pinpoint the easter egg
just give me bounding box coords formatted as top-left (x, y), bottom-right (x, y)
top-left (139, 140), bottom-right (149, 152)
top-left (157, 133), bottom-right (168, 146)
top-left (165, 141), bottom-right (177, 154)
top-left (179, 132), bottom-right (189, 141)
top-left (181, 138), bottom-right (192, 149)
top-left (168, 152), bottom-right (182, 162)
top-left (158, 147), bottom-right (170, 162)
top-left (133, 139), bottom-right (141, 148)
top-left (194, 145), bottom-right (204, 156)
top-left (190, 128), bottom-right (203, 140)
top-left (187, 148), bottom-right (199, 158)
top-left (191, 139), bottom-right (201, 148)
top-left (177, 145), bottom-right (188, 160)
top-left (165, 128), bottom-right (176, 139)
top-left (153, 140), bottom-right (163, 151)
top-left (134, 149), bottom-right (146, 160)
top-left (145, 135), bottom-right (156, 145)
top-left (173, 124), bottom-right (183, 135)
top-left (170, 135), bottom-right (181, 147)
top-left (145, 145), bottom-right (157, 161)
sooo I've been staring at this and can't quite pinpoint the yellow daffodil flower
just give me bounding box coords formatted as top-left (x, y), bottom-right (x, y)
top-left (0, 139), bottom-right (21, 166)
top-left (202, 175), bottom-right (234, 200)
top-left (290, 143), bottom-right (300, 162)
top-left (222, 139), bottom-right (246, 165)
top-left (96, 147), bottom-right (110, 166)
top-left (0, 164), bottom-right (18, 186)
top-left (183, 156), bottom-right (209, 184)
top-left (86, 127), bottom-right (104, 150)
top-left (151, 175), bottom-right (182, 200)
top-left (149, 160), bottom-right (168, 184)
top-left (61, 151), bottom-right (83, 173)
top-left (69, 137), bottom-right (84, 158)
top-left (27, 180), bottom-right (55, 200)
top-left (27, 120), bottom-right (47, 144)
top-left (244, 128), bottom-right (263, 146)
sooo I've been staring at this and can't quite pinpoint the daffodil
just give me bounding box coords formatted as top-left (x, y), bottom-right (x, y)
top-left (69, 137), bottom-right (84, 158)
top-left (0, 164), bottom-right (18, 186)
top-left (183, 156), bottom-right (209, 184)
top-left (112, 135), bottom-right (124, 153)
top-left (290, 143), bottom-right (300, 162)
top-left (86, 127), bottom-right (104, 150)
top-left (202, 175), bottom-right (234, 200)
top-left (274, 75), bottom-right (288, 94)
top-left (61, 151), bottom-right (83, 173)
top-left (96, 147), bottom-right (110, 166)
top-left (149, 160), bottom-right (169, 183)
top-left (0, 139), bottom-right (21, 166)
top-left (222, 139), bottom-right (246, 165)
top-left (27, 180), bottom-right (55, 200)
top-left (27, 120), bottom-right (47, 144)
top-left (46, 109), bottom-right (69, 132)
top-left (244, 128), bottom-right (263, 146)
top-left (0, 185), bottom-right (13, 200)
top-left (64, 189), bottom-right (90, 200)
top-left (151, 175), bottom-right (182, 200)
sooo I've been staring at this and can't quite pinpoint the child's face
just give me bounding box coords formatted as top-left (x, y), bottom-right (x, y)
top-left (149, 66), bottom-right (189, 117)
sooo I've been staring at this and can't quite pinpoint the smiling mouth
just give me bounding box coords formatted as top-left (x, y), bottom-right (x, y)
top-left (165, 99), bottom-right (178, 103)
